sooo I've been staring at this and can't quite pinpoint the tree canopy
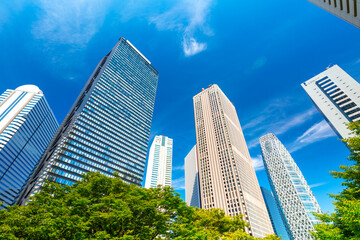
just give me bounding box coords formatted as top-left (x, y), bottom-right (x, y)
top-left (312, 122), bottom-right (360, 240)
top-left (0, 172), bottom-right (279, 240)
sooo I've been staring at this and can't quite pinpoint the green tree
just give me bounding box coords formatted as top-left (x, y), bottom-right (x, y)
top-left (312, 122), bottom-right (360, 240)
top-left (0, 172), bottom-right (280, 240)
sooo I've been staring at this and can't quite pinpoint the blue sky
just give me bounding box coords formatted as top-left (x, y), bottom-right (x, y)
top-left (1, 0), bottom-right (360, 213)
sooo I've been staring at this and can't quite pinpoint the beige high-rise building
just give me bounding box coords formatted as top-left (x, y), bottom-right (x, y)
top-left (192, 84), bottom-right (274, 238)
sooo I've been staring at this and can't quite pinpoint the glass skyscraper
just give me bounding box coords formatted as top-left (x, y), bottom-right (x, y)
top-left (17, 37), bottom-right (159, 205)
top-left (260, 133), bottom-right (322, 240)
top-left (0, 85), bottom-right (58, 208)
top-left (261, 187), bottom-right (291, 240)
top-left (144, 135), bottom-right (173, 188)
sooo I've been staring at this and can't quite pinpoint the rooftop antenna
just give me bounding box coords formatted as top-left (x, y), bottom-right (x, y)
top-left (326, 63), bottom-right (332, 70)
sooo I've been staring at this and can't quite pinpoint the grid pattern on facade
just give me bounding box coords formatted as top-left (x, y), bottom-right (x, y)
top-left (302, 65), bottom-right (360, 139)
top-left (316, 76), bottom-right (360, 121)
top-left (260, 134), bottom-right (322, 240)
top-left (193, 85), bottom-right (273, 238)
top-left (16, 38), bottom-right (159, 205)
top-left (0, 87), bottom-right (58, 208)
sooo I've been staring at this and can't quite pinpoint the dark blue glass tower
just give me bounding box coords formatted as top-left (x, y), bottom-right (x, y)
top-left (261, 187), bottom-right (291, 240)
top-left (0, 85), bottom-right (58, 208)
top-left (17, 37), bottom-right (159, 204)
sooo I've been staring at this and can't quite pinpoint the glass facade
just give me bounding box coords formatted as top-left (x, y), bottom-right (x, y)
top-left (261, 187), bottom-right (291, 240)
top-left (0, 85), bottom-right (58, 208)
top-left (260, 133), bottom-right (321, 240)
top-left (17, 37), bottom-right (159, 205)
top-left (144, 135), bottom-right (173, 188)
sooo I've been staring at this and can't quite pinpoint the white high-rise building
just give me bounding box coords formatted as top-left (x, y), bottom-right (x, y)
top-left (307, 0), bottom-right (360, 28)
top-left (260, 133), bottom-right (322, 240)
top-left (145, 135), bottom-right (173, 188)
top-left (185, 145), bottom-right (201, 208)
top-left (192, 84), bottom-right (274, 238)
top-left (302, 65), bottom-right (360, 139)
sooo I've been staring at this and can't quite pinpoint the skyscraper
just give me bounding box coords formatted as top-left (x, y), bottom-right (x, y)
top-left (260, 133), bottom-right (322, 240)
top-left (261, 187), bottom-right (291, 240)
top-left (144, 135), bottom-right (173, 188)
top-left (185, 145), bottom-right (201, 208)
top-left (193, 84), bottom-right (274, 238)
top-left (302, 65), bottom-right (360, 139)
top-left (16, 37), bottom-right (159, 205)
top-left (0, 85), bottom-right (58, 208)
top-left (307, 0), bottom-right (360, 28)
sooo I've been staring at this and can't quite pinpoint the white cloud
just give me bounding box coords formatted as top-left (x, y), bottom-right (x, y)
top-left (173, 164), bottom-right (185, 171)
top-left (32, 0), bottom-right (108, 48)
top-left (309, 182), bottom-right (327, 188)
top-left (289, 120), bottom-right (337, 152)
top-left (251, 155), bottom-right (265, 171)
top-left (172, 177), bottom-right (185, 190)
top-left (245, 107), bottom-right (317, 150)
top-left (252, 57), bottom-right (267, 70)
top-left (151, 0), bottom-right (213, 56)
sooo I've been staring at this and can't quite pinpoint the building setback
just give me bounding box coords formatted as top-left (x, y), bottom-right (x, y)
top-left (261, 187), bottom-right (291, 240)
top-left (0, 85), bottom-right (58, 208)
top-left (192, 84), bottom-right (274, 238)
top-left (145, 135), bottom-right (173, 188)
top-left (16, 37), bottom-right (159, 205)
top-left (260, 133), bottom-right (322, 240)
top-left (302, 65), bottom-right (360, 139)
top-left (185, 145), bottom-right (201, 208)
top-left (307, 0), bottom-right (360, 28)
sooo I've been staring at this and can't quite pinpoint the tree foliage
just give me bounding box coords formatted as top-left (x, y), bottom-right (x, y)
top-left (0, 172), bottom-right (279, 240)
top-left (312, 122), bottom-right (360, 240)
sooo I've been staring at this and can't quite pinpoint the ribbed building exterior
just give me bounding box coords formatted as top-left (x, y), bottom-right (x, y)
top-left (307, 0), bottom-right (360, 28)
top-left (260, 134), bottom-right (322, 240)
top-left (185, 145), bottom-right (201, 208)
top-left (145, 135), bottom-right (172, 188)
top-left (193, 84), bottom-right (274, 238)
top-left (17, 37), bottom-right (159, 205)
top-left (0, 85), bottom-right (58, 208)
top-left (261, 187), bottom-right (291, 240)
top-left (302, 65), bottom-right (360, 139)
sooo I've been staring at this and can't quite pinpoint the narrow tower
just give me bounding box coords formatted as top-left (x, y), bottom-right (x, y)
top-left (261, 187), bottom-right (291, 240)
top-left (185, 145), bottom-right (201, 208)
top-left (17, 37), bottom-right (159, 205)
top-left (302, 65), bottom-right (360, 139)
top-left (193, 84), bottom-right (274, 238)
top-left (145, 135), bottom-right (173, 188)
top-left (0, 85), bottom-right (58, 208)
top-left (260, 133), bottom-right (322, 240)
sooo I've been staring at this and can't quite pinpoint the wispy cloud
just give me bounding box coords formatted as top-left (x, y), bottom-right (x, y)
top-left (172, 177), bottom-right (185, 190)
top-left (289, 120), bottom-right (337, 152)
top-left (245, 103), bottom-right (317, 150)
top-left (151, 0), bottom-right (213, 56)
top-left (251, 155), bottom-right (265, 171)
top-left (32, 0), bottom-right (108, 48)
top-left (173, 164), bottom-right (185, 171)
top-left (309, 182), bottom-right (327, 188)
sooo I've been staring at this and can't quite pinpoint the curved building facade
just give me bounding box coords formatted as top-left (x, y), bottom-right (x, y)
top-left (260, 133), bottom-right (322, 240)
